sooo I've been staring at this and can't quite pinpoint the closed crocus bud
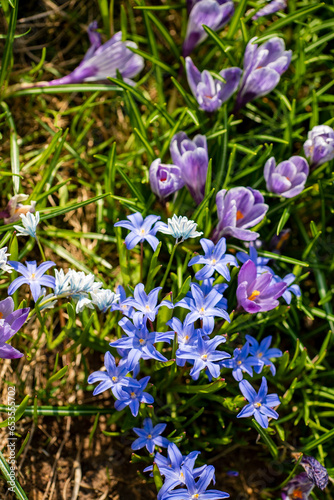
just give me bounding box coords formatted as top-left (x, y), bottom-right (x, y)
top-left (236, 37), bottom-right (292, 110)
top-left (264, 156), bottom-right (309, 198)
top-left (213, 187), bottom-right (269, 241)
top-left (186, 57), bottom-right (242, 112)
top-left (303, 125), bottom-right (334, 167)
top-left (42, 28), bottom-right (144, 86)
top-left (170, 132), bottom-right (208, 204)
top-left (149, 159), bottom-right (185, 199)
top-left (252, 0), bottom-right (287, 20)
top-left (183, 0), bottom-right (234, 57)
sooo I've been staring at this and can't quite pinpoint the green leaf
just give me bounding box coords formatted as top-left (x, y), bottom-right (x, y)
top-left (0, 451), bottom-right (29, 500)
top-left (252, 420), bottom-right (279, 459)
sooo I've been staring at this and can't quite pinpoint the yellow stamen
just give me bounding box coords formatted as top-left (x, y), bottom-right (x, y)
top-left (140, 228), bottom-right (146, 235)
top-left (291, 489), bottom-right (304, 499)
top-left (31, 273), bottom-right (36, 280)
top-left (211, 258), bottom-right (216, 264)
top-left (201, 354), bottom-right (208, 360)
top-left (147, 434), bottom-right (152, 439)
top-left (130, 392), bottom-right (136, 399)
top-left (112, 376), bottom-right (118, 382)
top-left (248, 290), bottom-right (260, 301)
top-left (236, 210), bottom-right (244, 221)
top-left (0, 313), bottom-right (3, 319)
top-left (254, 402), bottom-right (261, 408)
top-left (139, 339), bottom-right (145, 344)
top-left (199, 307), bottom-right (205, 314)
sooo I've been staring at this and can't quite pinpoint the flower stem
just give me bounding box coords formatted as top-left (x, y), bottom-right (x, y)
top-left (160, 244), bottom-right (177, 290)
top-left (140, 242), bottom-right (144, 282)
top-left (36, 236), bottom-right (46, 262)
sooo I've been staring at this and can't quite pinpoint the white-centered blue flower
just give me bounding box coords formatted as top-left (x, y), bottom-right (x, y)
top-left (14, 211), bottom-right (40, 238)
top-left (158, 214), bottom-right (203, 243)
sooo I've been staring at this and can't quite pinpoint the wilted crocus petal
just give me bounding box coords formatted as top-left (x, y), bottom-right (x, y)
top-left (301, 456), bottom-right (329, 491)
top-left (0, 194), bottom-right (36, 224)
top-left (303, 125), bottom-right (334, 167)
top-left (281, 473), bottom-right (314, 500)
top-left (149, 159), bottom-right (185, 199)
top-left (264, 156), bottom-right (309, 198)
top-left (43, 29), bottom-right (144, 86)
top-left (236, 37), bottom-right (292, 109)
top-left (186, 57), bottom-right (242, 112)
top-left (183, 0), bottom-right (234, 57)
top-left (213, 187), bottom-right (269, 242)
top-left (170, 132), bottom-right (208, 204)
top-left (237, 259), bottom-right (287, 313)
top-left (252, 0), bottom-right (287, 20)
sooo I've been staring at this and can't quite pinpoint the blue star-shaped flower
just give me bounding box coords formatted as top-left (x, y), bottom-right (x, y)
top-left (220, 342), bottom-right (262, 381)
top-left (176, 332), bottom-right (229, 381)
top-left (87, 351), bottom-right (140, 398)
top-left (8, 260), bottom-right (56, 302)
top-left (122, 283), bottom-right (173, 322)
top-left (175, 283), bottom-right (230, 335)
top-left (114, 212), bottom-right (161, 251)
top-left (131, 418), bottom-right (169, 454)
top-left (245, 335), bottom-right (282, 375)
top-left (189, 237), bottom-right (238, 281)
top-left (114, 376), bottom-right (154, 417)
top-left (110, 316), bottom-right (174, 370)
top-left (237, 376), bottom-right (280, 429)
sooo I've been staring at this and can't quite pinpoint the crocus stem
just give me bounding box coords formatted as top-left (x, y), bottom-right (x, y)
top-left (36, 236), bottom-right (46, 262)
top-left (140, 242), bottom-right (144, 282)
top-left (160, 244), bottom-right (177, 290)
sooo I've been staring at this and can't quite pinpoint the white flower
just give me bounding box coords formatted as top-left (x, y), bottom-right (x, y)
top-left (158, 215), bottom-right (203, 242)
top-left (14, 211), bottom-right (40, 238)
top-left (91, 289), bottom-right (120, 313)
top-left (54, 268), bottom-right (103, 313)
top-left (0, 247), bottom-right (12, 273)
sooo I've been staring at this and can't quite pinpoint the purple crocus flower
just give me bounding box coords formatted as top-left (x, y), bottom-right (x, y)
top-left (236, 260), bottom-right (287, 313)
top-left (132, 418), bottom-right (169, 454)
top-left (114, 375), bottom-right (154, 417)
top-left (122, 283), bottom-right (173, 322)
top-left (170, 132), bottom-right (208, 204)
top-left (110, 316), bottom-right (174, 370)
top-left (149, 159), bottom-right (185, 200)
top-left (161, 465), bottom-right (229, 500)
top-left (236, 243), bottom-right (273, 275)
top-left (0, 194), bottom-right (36, 224)
top-left (300, 456), bottom-right (329, 491)
top-left (186, 57), bottom-right (242, 113)
top-left (43, 26), bottom-right (144, 86)
top-left (188, 237), bottom-right (238, 281)
top-left (303, 125), bottom-right (334, 167)
top-left (183, 0), bottom-right (234, 57)
top-left (235, 37), bottom-right (292, 110)
top-left (252, 0), bottom-right (287, 20)
top-left (281, 473), bottom-right (314, 500)
top-left (245, 335), bottom-right (282, 375)
top-left (114, 213), bottom-right (162, 251)
top-left (264, 156), bottom-right (309, 198)
top-left (0, 297), bottom-right (29, 359)
top-left (237, 376), bottom-right (280, 429)
top-left (176, 332), bottom-right (229, 380)
top-left (175, 283), bottom-right (230, 335)
top-left (87, 351), bottom-right (140, 398)
top-left (213, 187), bottom-right (269, 242)
top-left (272, 274), bottom-right (301, 304)
top-left (221, 343), bottom-right (261, 381)
top-left (8, 260), bottom-right (56, 302)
